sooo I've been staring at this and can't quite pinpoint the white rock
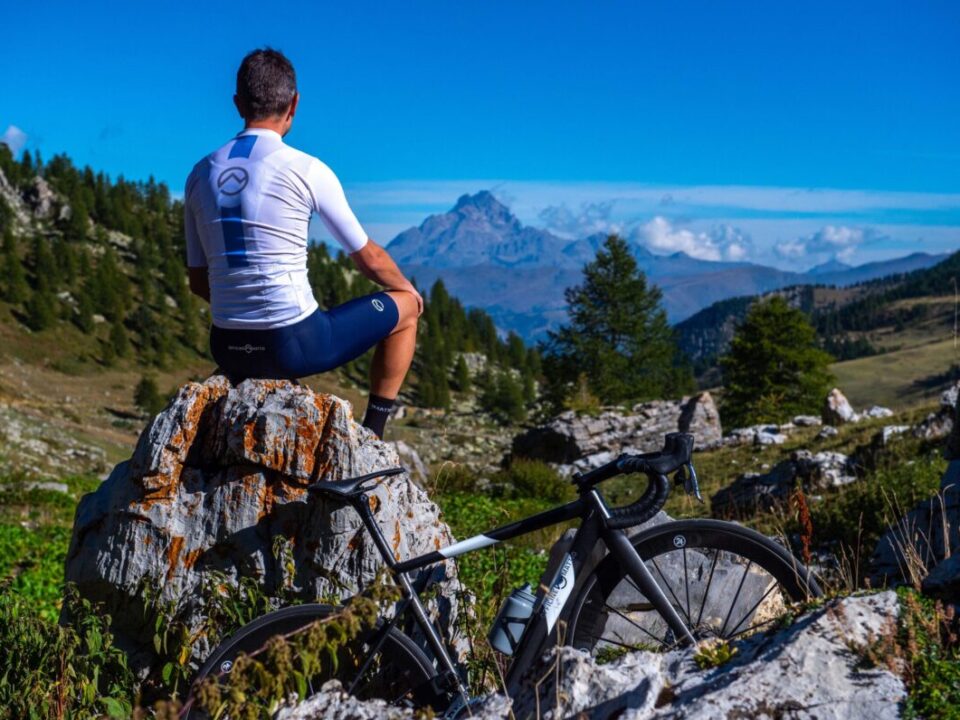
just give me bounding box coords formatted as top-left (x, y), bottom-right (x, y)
top-left (817, 425), bottom-right (840, 440)
top-left (822, 388), bottom-right (858, 425)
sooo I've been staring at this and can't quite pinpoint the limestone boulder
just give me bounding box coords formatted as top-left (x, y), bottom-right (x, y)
top-left (822, 387), bottom-right (858, 425)
top-left (511, 392), bottom-right (722, 465)
top-left (712, 449), bottom-right (857, 518)
top-left (64, 376), bottom-right (464, 676)
top-left (913, 380), bottom-right (960, 448)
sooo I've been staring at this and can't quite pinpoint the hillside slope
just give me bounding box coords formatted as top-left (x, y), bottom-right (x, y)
top-left (675, 251), bottom-right (960, 407)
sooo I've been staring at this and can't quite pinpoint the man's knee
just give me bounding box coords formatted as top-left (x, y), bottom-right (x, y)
top-left (386, 290), bottom-right (419, 330)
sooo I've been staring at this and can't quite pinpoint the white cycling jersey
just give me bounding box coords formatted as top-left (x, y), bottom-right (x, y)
top-left (184, 128), bottom-right (368, 329)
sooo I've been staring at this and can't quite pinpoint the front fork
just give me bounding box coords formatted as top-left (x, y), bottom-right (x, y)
top-left (602, 526), bottom-right (697, 646)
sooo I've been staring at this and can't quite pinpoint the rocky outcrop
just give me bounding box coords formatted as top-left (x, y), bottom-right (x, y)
top-left (823, 387), bottom-right (859, 425)
top-left (723, 423), bottom-right (787, 446)
top-left (821, 388), bottom-right (895, 427)
top-left (282, 592), bottom-right (905, 720)
top-left (913, 380), bottom-right (959, 444)
top-left (712, 449), bottom-right (858, 518)
top-left (63, 376), bottom-right (464, 676)
top-left (511, 392), bottom-right (721, 470)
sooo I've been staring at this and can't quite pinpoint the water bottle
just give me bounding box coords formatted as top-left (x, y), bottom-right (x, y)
top-left (488, 583), bottom-right (537, 655)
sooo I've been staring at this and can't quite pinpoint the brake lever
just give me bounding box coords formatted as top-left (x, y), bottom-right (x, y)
top-left (674, 463), bottom-right (704, 504)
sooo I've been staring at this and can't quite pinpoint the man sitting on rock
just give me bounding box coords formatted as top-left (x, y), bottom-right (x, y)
top-left (184, 48), bottom-right (421, 439)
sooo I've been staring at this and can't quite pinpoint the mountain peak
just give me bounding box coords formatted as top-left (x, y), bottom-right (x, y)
top-left (808, 258), bottom-right (853, 275)
top-left (453, 190), bottom-right (508, 215)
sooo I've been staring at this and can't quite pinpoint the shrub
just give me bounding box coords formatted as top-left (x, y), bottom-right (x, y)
top-left (497, 458), bottom-right (573, 504)
top-left (0, 584), bottom-right (136, 718)
top-left (134, 375), bottom-right (166, 416)
top-left (803, 451), bottom-right (945, 586)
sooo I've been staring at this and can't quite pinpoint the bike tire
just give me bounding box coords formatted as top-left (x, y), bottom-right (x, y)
top-left (566, 519), bottom-right (822, 655)
top-left (182, 603), bottom-right (441, 718)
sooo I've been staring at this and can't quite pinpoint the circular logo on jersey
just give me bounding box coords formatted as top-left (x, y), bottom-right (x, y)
top-left (372, 299), bottom-right (385, 312)
top-left (673, 535), bottom-right (687, 548)
top-left (217, 167), bottom-right (249, 196)
top-left (220, 660), bottom-right (233, 673)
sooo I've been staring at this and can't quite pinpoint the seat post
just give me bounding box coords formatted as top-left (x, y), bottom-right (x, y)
top-left (354, 492), bottom-right (400, 570)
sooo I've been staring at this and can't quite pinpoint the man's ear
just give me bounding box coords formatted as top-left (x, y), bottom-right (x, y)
top-left (233, 94), bottom-right (245, 119)
top-left (287, 92), bottom-right (300, 120)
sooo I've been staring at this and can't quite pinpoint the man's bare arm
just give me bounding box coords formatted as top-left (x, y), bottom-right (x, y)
top-left (350, 240), bottom-right (423, 315)
top-left (188, 266), bottom-right (210, 303)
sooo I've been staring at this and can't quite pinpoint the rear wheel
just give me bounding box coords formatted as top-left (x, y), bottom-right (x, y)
top-left (182, 604), bottom-right (442, 718)
top-left (567, 519), bottom-right (822, 656)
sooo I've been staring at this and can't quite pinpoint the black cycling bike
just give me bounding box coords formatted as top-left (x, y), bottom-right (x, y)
top-left (183, 432), bottom-right (821, 717)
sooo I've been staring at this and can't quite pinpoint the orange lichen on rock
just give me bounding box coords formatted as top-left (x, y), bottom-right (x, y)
top-left (166, 535), bottom-right (185, 580)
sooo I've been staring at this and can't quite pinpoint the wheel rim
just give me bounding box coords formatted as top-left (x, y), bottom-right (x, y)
top-left (570, 525), bottom-right (818, 657)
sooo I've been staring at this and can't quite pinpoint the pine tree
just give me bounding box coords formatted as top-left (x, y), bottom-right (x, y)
top-left (1, 230), bottom-right (28, 304)
top-left (479, 371), bottom-right (527, 424)
top-left (453, 355), bottom-right (471, 392)
top-left (25, 287), bottom-right (57, 331)
top-left (31, 236), bottom-right (59, 292)
top-left (720, 296), bottom-right (834, 427)
top-left (542, 235), bottom-right (692, 408)
top-left (108, 316), bottom-right (130, 359)
top-left (134, 375), bottom-right (166, 415)
top-left (75, 281), bottom-right (96, 332)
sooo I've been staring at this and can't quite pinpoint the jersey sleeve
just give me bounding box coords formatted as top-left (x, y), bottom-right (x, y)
top-left (305, 160), bottom-right (369, 253)
top-left (183, 171), bottom-right (207, 267)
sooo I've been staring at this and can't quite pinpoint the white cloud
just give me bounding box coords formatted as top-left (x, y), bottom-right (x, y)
top-left (633, 216), bottom-right (752, 262)
top-left (537, 200), bottom-right (622, 238)
top-left (0, 125), bottom-right (27, 156)
top-left (775, 225), bottom-right (884, 262)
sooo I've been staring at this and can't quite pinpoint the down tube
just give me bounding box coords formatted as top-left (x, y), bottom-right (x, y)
top-left (504, 509), bottom-right (603, 693)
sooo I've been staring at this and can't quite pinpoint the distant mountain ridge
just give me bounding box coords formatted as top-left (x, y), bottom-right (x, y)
top-left (389, 191), bottom-right (948, 340)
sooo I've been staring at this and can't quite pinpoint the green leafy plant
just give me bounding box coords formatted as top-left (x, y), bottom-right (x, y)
top-left (693, 638), bottom-right (739, 669)
top-left (0, 583), bottom-right (136, 719)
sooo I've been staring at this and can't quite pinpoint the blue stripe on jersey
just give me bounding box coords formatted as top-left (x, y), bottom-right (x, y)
top-left (229, 135), bottom-right (258, 159)
top-left (221, 205), bottom-right (249, 267)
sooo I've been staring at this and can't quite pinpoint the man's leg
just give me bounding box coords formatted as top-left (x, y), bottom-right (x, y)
top-left (362, 290), bottom-right (419, 437)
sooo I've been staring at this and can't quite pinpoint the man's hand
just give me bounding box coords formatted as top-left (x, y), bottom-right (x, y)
top-left (350, 240), bottom-right (423, 315)
top-left (188, 266), bottom-right (210, 302)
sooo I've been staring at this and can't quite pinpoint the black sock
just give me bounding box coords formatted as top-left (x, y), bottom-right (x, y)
top-left (362, 394), bottom-right (395, 439)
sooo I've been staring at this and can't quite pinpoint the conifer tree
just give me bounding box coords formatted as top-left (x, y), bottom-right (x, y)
top-left (134, 375), bottom-right (165, 415)
top-left (108, 316), bottom-right (130, 360)
top-left (1, 230), bottom-right (28, 304)
top-left (720, 296), bottom-right (834, 427)
top-left (542, 235), bottom-right (692, 408)
top-left (453, 355), bottom-right (471, 392)
top-left (25, 287), bottom-right (57, 331)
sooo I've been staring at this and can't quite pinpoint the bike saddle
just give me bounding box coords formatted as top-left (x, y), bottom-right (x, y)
top-left (307, 467), bottom-right (405, 500)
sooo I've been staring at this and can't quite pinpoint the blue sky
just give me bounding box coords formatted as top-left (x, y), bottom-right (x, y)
top-left (2, 0), bottom-right (958, 268)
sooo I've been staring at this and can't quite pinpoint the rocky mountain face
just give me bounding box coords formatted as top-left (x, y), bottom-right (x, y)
top-left (388, 191), bottom-right (946, 339)
top-left (63, 376), bottom-right (467, 676)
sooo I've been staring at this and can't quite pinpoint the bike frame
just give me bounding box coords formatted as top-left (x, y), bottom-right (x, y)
top-left (348, 481), bottom-right (696, 703)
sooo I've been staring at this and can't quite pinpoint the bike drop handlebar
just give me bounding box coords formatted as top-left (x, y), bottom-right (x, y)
top-left (573, 432), bottom-right (696, 530)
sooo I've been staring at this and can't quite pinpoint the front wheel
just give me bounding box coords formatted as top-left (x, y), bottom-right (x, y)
top-left (567, 519), bottom-right (822, 657)
top-left (182, 603), bottom-right (442, 718)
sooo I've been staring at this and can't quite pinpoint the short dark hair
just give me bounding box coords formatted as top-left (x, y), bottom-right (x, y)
top-left (235, 48), bottom-right (297, 121)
